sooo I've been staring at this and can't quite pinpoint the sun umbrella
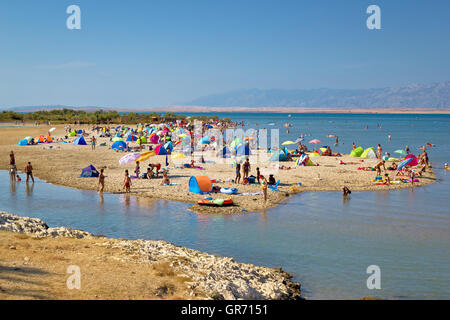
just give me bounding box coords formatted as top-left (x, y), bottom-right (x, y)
top-left (294, 138), bottom-right (304, 143)
top-left (282, 141), bottom-right (295, 145)
top-left (397, 157), bottom-right (413, 170)
top-left (394, 149), bottom-right (407, 155)
top-left (178, 134), bottom-right (188, 138)
top-left (135, 151), bottom-right (156, 162)
top-left (112, 137), bottom-right (124, 142)
top-left (309, 139), bottom-right (322, 144)
top-left (119, 153), bottom-right (141, 165)
top-left (172, 153), bottom-right (186, 159)
top-left (49, 127), bottom-right (56, 133)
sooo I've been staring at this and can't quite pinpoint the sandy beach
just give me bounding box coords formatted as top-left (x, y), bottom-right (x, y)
top-left (0, 124), bottom-right (437, 214)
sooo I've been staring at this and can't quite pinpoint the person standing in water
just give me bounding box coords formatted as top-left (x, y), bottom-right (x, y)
top-left (123, 170), bottom-right (131, 193)
top-left (98, 168), bottom-right (105, 193)
top-left (24, 162), bottom-right (34, 183)
top-left (260, 175), bottom-right (268, 202)
top-left (377, 144), bottom-right (383, 159)
top-left (405, 145), bottom-right (410, 154)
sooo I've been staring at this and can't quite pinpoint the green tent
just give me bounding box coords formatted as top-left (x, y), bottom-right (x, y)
top-left (69, 131), bottom-right (77, 137)
top-left (140, 136), bottom-right (147, 143)
top-left (361, 147), bottom-right (376, 159)
top-left (349, 146), bottom-right (364, 157)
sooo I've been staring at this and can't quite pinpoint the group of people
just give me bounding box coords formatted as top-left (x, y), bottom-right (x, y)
top-left (9, 151), bottom-right (34, 183)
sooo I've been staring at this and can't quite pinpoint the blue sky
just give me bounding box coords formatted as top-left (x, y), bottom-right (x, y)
top-left (0, 0), bottom-right (449, 108)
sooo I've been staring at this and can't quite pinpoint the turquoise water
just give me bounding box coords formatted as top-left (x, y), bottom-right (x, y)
top-left (1, 113), bottom-right (449, 299)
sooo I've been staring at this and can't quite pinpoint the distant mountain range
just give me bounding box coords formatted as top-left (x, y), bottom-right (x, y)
top-left (184, 82), bottom-right (450, 109)
top-left (2, 81), bottom-right (449, 112)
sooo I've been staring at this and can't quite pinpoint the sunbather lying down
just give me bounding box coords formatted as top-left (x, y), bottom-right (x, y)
top-left (279, 165), bottom-right (292, 170)
top-left (358, 167), bottom-right (375, 171)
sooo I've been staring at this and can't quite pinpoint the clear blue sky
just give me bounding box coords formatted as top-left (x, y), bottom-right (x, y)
top-left (0, 0), bottom-right (449, 108)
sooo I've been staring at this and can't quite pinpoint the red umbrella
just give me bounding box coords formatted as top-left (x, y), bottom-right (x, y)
top-left (308, 139), bottom-right (322, 144)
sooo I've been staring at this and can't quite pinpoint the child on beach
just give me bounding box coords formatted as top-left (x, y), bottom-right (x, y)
top-left (384, 173), bottom-right (391, 185)
top-left (235, 163), bottom-right (241, 184)
top-left (98, 168), bottom-right (105, 193)
top-left (123, 170), bottom-right (131, 193)
top-left (161, 170), bottom-right (170, 185)
top-left (260, 175), bottom-right (268, 202)
top-left (268, 174), bottom-right (276, 186)
top-left (342, 186), bottom-right (351, 196)
top-left (91, 136), bottom-right (96, 150)
top-left (16, 175), bottom-right (21, 182)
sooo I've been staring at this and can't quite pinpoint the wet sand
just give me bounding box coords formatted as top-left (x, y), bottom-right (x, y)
top-left (0, 125), bottom-right (437, 214)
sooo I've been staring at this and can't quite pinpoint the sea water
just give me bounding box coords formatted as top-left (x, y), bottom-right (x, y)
top-left (1, 113), bottom-right (449, 299)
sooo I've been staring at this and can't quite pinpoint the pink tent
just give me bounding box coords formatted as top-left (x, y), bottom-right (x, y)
top-left (405, 154), bottom-right (418, 166)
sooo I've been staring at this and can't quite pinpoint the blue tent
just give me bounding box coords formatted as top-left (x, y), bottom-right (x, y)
top-left (164, 141), bottom-right (173, 152)
top-left (270, 150), bottom-right (287, 161)
top-left (189, 176), bottom-right (212, 194)
top-left (112, 141), bottom-right (127, 150)
top-left (80, 164), bottom-right (99, 178)
top-left (218, 146), bottom-right (231, 158)
top-left (18, 139), bottom-right (28, 146)
top-left (73, 136), bottom-right (87, 145)
top-left (201, 136), bottom-right (210, 144)
top-left (236, 144), bottom-right (251, 156)
top-left (77, 130), bottom-right (83, 134)
top-left (126, 135), bottom-right (137, 142)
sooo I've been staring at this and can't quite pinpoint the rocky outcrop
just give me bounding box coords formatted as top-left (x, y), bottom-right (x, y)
top-left (0, 211), bottom-right (301, 300)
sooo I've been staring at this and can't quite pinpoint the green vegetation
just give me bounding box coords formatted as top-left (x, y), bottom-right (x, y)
top-left (0, 109), bottom-right (226, 124)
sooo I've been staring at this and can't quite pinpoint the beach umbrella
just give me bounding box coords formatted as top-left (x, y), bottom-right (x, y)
top-left (397, 157), bottom-right (413, 170)
top-left (135, 151), bottom-right (156, 162)
top-left (294, 138), bottom-right (304, 144)
top-left (308, 139), bottom-right (322, 144)
top-left (282, 141), bottom-right (295, 146)
top-left (172, 153), bottom-right (186, 159)
top-left (112, 137), bottom-right (124, 142)
top-left (49, 127), bottom-right (56, 133)
top-left (394, 149), bottom-right (407, 156)
top-left (119, 153), bottom-right (141, 165)
top-left (178, 133), bottom-right (188, 138)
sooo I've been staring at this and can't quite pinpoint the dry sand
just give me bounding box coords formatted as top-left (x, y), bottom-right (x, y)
top-left (0, 124), bottom-right (437, 214)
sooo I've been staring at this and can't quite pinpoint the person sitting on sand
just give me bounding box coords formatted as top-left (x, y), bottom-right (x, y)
top-left (260, 175), bottom-right (268, 202)
top-left (387, 162), bottom-right (398, 170)
top-left (98, 168), bottom-right (105, 193)
top-left (154, 163), bottom-right (161, 177)
top-left (268, 174), bottom-right (276, 186)
top-left (322, 146), bottom-right (332, 156)
top-left (146, 166), bottom-right (153, 179)
top-left (160, 170), bottom-right (170, 185)
top-left (374, 160), bottom-right (386, 176)
top-left (16, 175), bottom-right (21, 182)
top-left (342, 186), bottom-right (351, 196)
top-left (123, 170), bottom-right (131, 193)
top-left (384, 173), bottom-right (391, 185)
top-left (410, 169), bottom-right (416, 185)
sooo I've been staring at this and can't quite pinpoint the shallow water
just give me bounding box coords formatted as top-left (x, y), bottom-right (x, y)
top-left (1, 113), bottom-right (450, 299)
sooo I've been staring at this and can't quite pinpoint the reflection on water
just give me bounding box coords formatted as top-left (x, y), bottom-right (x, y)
top-left (0, 167), bottom-right (449, 299)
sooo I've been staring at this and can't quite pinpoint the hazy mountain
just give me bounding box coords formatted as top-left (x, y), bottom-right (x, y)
top-left (2, 105), bottom-right (110, 112)
top-left (184, 82), bottom-right (450, 109)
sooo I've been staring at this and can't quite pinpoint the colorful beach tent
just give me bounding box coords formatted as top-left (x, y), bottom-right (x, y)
top-left (140, 136), bottom-right (147, 144)
top-left (350, 147), bottom-right (364, 157)
top-left (112, 141), bottom-right (127, 150)
top-left (201, 136), bottom-right (210, 144)
top-left (150, 134), bottom-right (159, 144)
top-left (80, 165), bottom-right (99, 178)
top-left (270, 150), bottom-right (287, 161)
top-left (154, 144), bottom-right (168, 155)
top-left (18, 139), bottom-right (28, 146)
top-left (361, 147), bottom-right (376, 159)
top-left (189, 176), bottom-right (213, 194)
top-left (296, 154), bottom-right (314, 166)
top-left (73, 136), bottom-right (87, 145)
top-left (69, 131), bottom-right (77, 137)
top-left (236, 144), bottom-right (251, 156)
top-left (126, 135), bottom-right (137, 142)
top-left (404, 154), bottom-right (418, 166)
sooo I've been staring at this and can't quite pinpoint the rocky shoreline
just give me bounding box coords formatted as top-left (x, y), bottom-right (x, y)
top-left (0, 211), bottom-right (302, 300)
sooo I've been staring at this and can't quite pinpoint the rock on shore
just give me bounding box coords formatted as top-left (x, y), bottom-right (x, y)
top-left (0, 211), bottom-right (301, 300)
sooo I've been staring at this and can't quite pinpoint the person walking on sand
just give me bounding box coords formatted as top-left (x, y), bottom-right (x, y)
top-left (98, 168), bottom-right (105, 193)
top-left (24, 162), bottom-right (34, 183)
top-left (260, 175), bottom-right (268, 202)
top-left (123, 170), bottom-right (131, 193)
top-left (235, 163), bottom-right (241, 184)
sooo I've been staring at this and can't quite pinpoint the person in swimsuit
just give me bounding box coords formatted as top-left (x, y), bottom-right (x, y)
top-left (235, 163), bottom-right (241, 184)
top-left (24, 162), bottom-right (34, 183)
top-left (10, 151), bottom-right (15, 165)
top-left (98, 168), bottom-right (105, 193)
top-left (243, 158), bottom-right (250, 179)
top-left (374, 160), bottom-right (386, 176)
top-left (135, 161), bottom-right (140, 178)
top-left (260, 175), bottom-right (268, 202)
top-left (256, 167), bottom-right (261, 184)
top-left (405, 145), bottom-right (410, 154)
top-left (123, 170), bottom-right (131, 193)
top-left (376, 144), bottom-right (383, 159)
top-left (91, 136), bottom-right (96, 150)
top-left (352, 142), bottom-right (356, 149)
top-left (160, 170), bottom-right (170, 185)
top-left (342, 186), bottom-right (351, 196)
